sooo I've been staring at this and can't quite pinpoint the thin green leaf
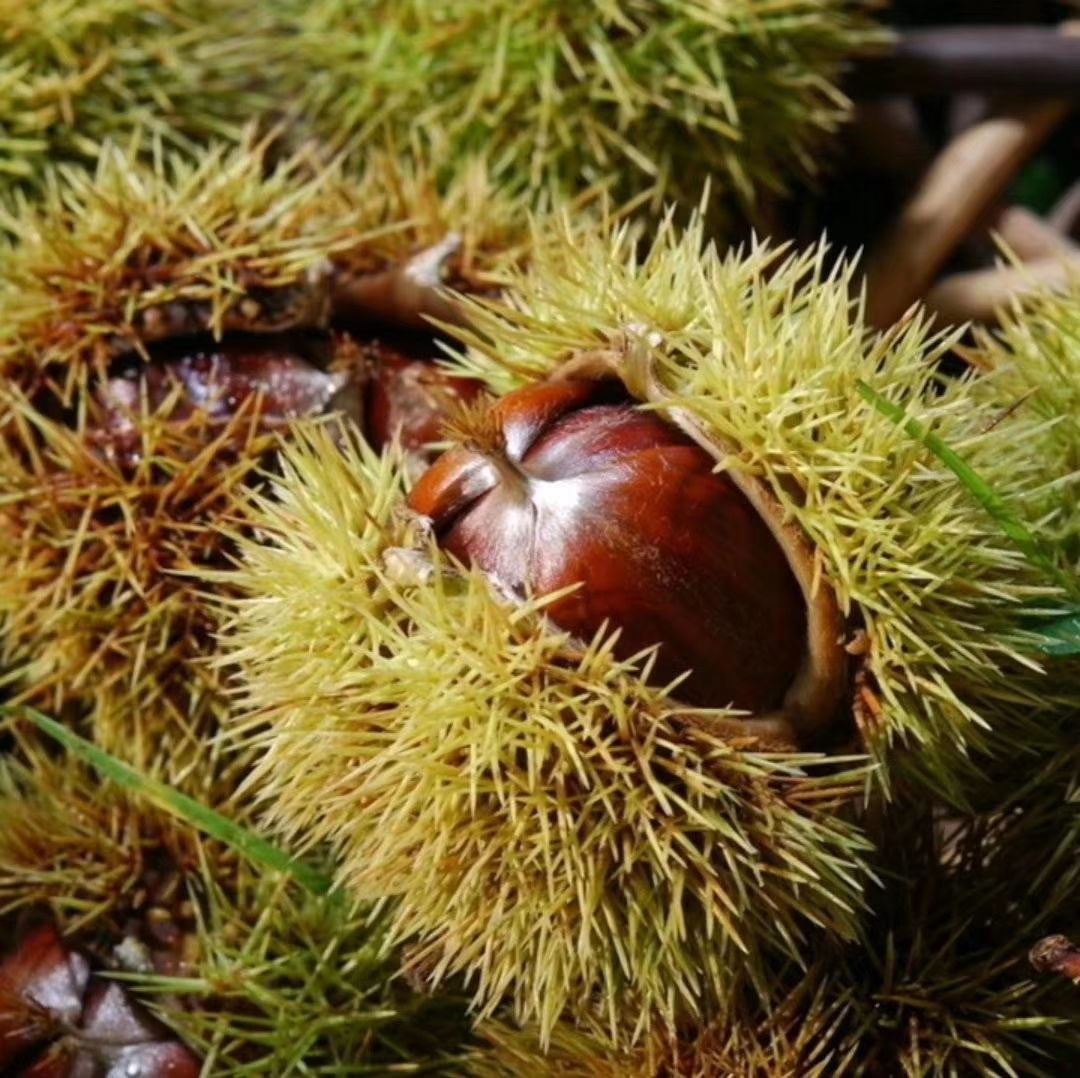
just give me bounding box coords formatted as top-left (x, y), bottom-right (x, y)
top-left (857, 380), bottom-right (1071, 591)
top-left (3, 705), bottom-right (333, 896)
top-left (1031, 609), bottom-right (1080, 656)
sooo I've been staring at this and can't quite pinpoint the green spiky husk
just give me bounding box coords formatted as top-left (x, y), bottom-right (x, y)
top-left (449, 236), bottom-right (1080, 1067)
top-left (0, 138), bottom-right (530, 772)
top-left (0, 724), bottom-right (482, 1074)
top-left (0, 395), bottom-right (279, 772)
top-left (448, 219), bottom-right (1080, 801)
top-left (214, 223), bottom-right (1079, 1051)
top-left (779, 768), bottom-right (1080, 1078)
top-left (147, 877), bottom-right (480, 1075)
top-left (0, 722), bottom-right (229, 941)
top-left (216, 423), bottom-right (874, 1045)
top-left (475, 759), bottom-right (1080, 1076)
top-left (0, 0), bottom-right (278, 201)
top-left (283, 0), bottom-right (887, 215)
top-left (470, 992), bottom-right (839, 1077)
top-left (973, 283), bottom-right (1080, 568)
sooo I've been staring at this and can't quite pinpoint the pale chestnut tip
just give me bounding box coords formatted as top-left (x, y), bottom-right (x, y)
top-left (408, 362), bottom-right (850, 744)
top-left (332, 235), bottom-right (466, 331)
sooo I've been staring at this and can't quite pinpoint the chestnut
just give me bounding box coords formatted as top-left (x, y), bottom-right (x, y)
top-left (0, 924), bottom-right (200, 1077)
top-left (408, 378), bottom-right (813, 717)
top-left (97, 341), bottom-right (349, 428)
top-left (362, 337), bottom-right (486, 459)
top-left (93, 336), bottom-right (355, 465)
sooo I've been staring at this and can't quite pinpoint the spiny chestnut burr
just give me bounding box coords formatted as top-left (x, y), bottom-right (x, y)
top-left (286, 0), bottom-right (885, 217)
top-left (408, 378), bottom-right (809, 716)
top-left (0, 153), bottom-right (508, 772)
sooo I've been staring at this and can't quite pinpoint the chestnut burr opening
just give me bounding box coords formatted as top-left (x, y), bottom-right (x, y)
top-left (66, 236), bottom-right (492, 466)
top-left (409, 378), bottom-right (811, 716)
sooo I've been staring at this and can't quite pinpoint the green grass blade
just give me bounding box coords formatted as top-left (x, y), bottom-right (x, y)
top-left (3, 705), bottom-right (333, 896)
top-left (857, 380), bottom-right (1071, 591)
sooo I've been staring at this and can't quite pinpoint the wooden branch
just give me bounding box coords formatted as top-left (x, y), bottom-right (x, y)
top-left (863, 100), bottom-right (1071, 328)
top-left (925, 258), bottom-right (1079, 326)
top-left (994, 206), bottom-right (1079, 261)
top-left (1049, 180), bottom-right (1080, 238)
top-left (849, 26), bottom-right (1080, 97)
top-left (846, 98), bottom-right (932, 180)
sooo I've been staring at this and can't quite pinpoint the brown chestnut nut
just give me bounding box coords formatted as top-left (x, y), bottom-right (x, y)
top-left (92, 336), bottom-right (355, 468)
top-left (97, 339), bottom-right (350, 429)
top-left (408, 378), bottom-right (809, 715)
top-left (0, 923), bottom-right (87, 1069)
top-left (363, 338), bottom-right (486, 457)
top-left (0, 924), bottom-right (200, 1077)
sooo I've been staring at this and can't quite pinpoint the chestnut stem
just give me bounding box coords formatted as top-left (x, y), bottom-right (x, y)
top-left (863, 99), bottom-right (1070, 328)
top-left (407, 233), bottom-right (463, 288)
top-left (332, 234), bottom-right (464, 330)
top-left (1030, 935), bottom-right (1080, 985)
top-left (849, 25), bottom-right (1080, 97)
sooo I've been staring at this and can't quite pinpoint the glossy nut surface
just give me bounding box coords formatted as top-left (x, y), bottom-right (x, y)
top-left (364, 339), bottom-right (485, 455)
top-left (0, 924), bottom-right (200, 1077)
top-left (97, 339), bottom-right (345, 428)
top-left (408, 378), bottom-right (807, 713)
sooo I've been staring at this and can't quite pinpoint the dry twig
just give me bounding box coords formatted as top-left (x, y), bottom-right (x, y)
top-left (865, 100), bottom-right (1071, 327)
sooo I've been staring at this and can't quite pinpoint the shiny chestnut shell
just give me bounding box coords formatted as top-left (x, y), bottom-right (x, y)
top-left (0, 924), bottom-right (200, 1077)
top-left (408, 378), bottom-right (808, 714)
top-left (362, 338), bottom-right (486, 455)
top-left (97, 338), bottom-right (350, 427)
top-left (91, 336), bottom-right (355, 468)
